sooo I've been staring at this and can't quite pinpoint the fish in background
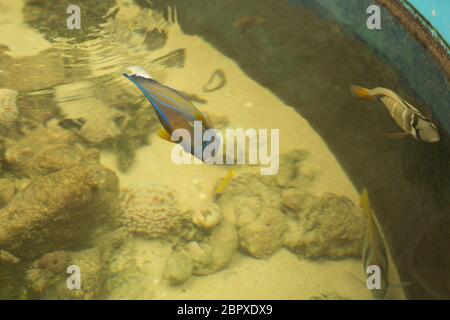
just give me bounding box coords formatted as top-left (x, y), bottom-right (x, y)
top-left (124, 66), bottom-right (219, 162)
top-left (360, 188), bottom-right (389, 300)
top-left (213, 169), bottom-right (235, 201)
top-left (233, 16), bottom-right (266, 33)
top-left (350, 86), bottom-right (440, 143)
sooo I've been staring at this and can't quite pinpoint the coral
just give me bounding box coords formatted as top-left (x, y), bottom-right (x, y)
top-left (219, 172), bottom-right (284, 258)
top-left (219, 149), bottom-right (363, 260)
top-left (282, 192), bottom-right (365, 259)
top-left (236, 206), bottom-right (286, 259)
top-left (0, 178), bottom-right (16, 208)
top-left (281, 188), bottom-right (316, 212)
top-left (36, 251), bottom-right (69, 274)
top-left (26, 248), bottom-right (103, 300)
top-left (4, 127), bottom-right (97, 177)
top-left (192, 202), bottom-right (222, 231)
top-left (0, 163), bottom-right (119, 259)
top-left (163, 249), bottom-right (193, 285)
top-left (186, 221), bottom-right (238, 276)
top-left (0, 89), bottom-right (18, 127)
top-left (117, 184), bottom-right (191, 239)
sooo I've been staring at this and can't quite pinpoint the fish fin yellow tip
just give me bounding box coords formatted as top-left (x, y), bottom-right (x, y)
top-left (214, 169), bottom-right (236, 199)
top-left (360, 188), bottom-right (371, 216)
top-left (351, 85), bottom-right (374, 100)
top-left (157, 128), bottom-right (173, 142)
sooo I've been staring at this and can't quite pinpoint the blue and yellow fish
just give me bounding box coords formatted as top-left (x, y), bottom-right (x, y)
top-left (124, 66), bottom-right (219, 162)
top-left (360, 188), bottom-right (389, 300)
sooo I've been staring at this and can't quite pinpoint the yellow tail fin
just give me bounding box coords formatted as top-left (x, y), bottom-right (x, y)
top-left (214, 169), bottom-right (235, 201)
top-left (351, 85), bottom-right (374, 100)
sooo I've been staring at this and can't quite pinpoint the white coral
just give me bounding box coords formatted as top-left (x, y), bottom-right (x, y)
top-left (192, 202), bottom-right (222, 231)
top-left (118, 184), bottom-right (189, 239)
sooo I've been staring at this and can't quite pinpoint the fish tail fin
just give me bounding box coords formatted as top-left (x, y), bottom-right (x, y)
top-left (351, 85), bottom-right (375, 100)
top-left (213, 169), bottom-right (235, 201)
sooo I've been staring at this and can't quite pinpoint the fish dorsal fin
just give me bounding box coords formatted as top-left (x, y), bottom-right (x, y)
top-left (360, 188), bottom-right (371, 218)
top-left (371, 88), bottom-right (426, 116)
top-left (360, 188), bottom-right (389, 245)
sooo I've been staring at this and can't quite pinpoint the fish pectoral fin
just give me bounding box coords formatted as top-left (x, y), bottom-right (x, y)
top-left (381, 132), bottom-right (411, 140)
top-left (157, 128), bottom-right (174, 142)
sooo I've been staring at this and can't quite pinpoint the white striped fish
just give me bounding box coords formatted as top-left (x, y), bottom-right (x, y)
top-left (360, 188), bottom-right (389, 300)
top-left (350, 86), bottom-right (440, 143)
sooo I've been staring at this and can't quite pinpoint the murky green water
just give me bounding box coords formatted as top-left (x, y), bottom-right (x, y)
top-left (0, 0), bottom-right (448, 300)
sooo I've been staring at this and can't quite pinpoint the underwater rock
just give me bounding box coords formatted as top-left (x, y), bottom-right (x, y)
top-left (0, 89), bottom-right (18, 127)
top-left (281, 188), bottom-right (317, 212)
top-left (236, 205), bottom-right (286, 259)
top-left (0, 178), bottom-right (16, 208)
top-left (113, 107), bottom-right (159, 172)
top-left (101, 237), bottom-right (171, 299)
top-left (23, 0), bottom-right (116, 42)
top-left (55, 81), bottom-right (131, 146)
top-left (0, 163), bottom-right (119, 259)
top-left (204, 112), bottom-right (229, 129)
top-left (163, 249), bottom-right (193, 285)
top-left (18, 92), bottom-right (59, 127)
top-left (186, 221), bottom-right (238, 276)
top-left (26, 247), bottom-right (103, 300)
top-left (36, 251), bottom-right (69, 274)
top-left (4, 127), bottom-right (97, 177)
top-left (0, 250), bottom-right (20, 265)
top-left (192, 202), bottom-right (222, 231)
top-left (220, 173), bottom-right (281, 215)
top-left (218, 172), bottom-right (286, 258)
top-left (263, 149), bottom-right (313, 189)
top-left (0, 49), bottom-right (65, 92)
top-left (78, 109), bottom-right (128, 145)
top-left (117, 184), bottom-right (191, 239)
top-left (309, 291), bottom-right (351, 300)
top-left (144, 28), bottom-right (169, 51)
top-left (282, 192), bottom-right (365, 259)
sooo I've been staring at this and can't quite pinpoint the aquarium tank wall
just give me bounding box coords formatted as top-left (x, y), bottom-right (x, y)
top-left (0, 0), bottom-right (448, 300)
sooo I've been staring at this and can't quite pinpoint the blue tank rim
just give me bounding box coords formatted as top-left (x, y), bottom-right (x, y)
top-left (399, 0), bottom-right (449, 53)
top-left (377, 0), bottom-right (450, 78)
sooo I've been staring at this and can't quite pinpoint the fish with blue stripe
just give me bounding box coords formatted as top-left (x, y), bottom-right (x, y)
top-left (360, 188), bottom-right (389, 300)
top-left (123, 66), bottom-right (220, 162)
